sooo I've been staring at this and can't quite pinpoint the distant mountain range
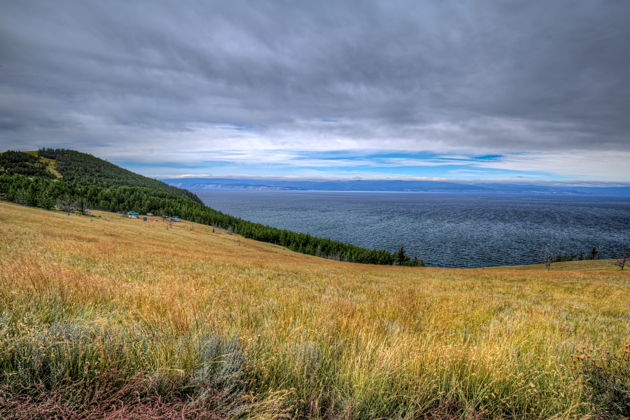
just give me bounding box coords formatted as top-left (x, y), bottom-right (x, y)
top-left (162, 177), bottom-right (630, 197)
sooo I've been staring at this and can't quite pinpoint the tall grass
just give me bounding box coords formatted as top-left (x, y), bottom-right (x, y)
top-left (0, 201), bottom-right (628, 418)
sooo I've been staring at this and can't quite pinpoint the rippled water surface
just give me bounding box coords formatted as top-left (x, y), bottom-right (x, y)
top-left (198, 191), bottom-right (630, 267)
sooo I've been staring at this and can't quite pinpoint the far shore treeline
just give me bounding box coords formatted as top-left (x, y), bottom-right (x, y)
top-left (0, 149), bottom-right (423, 266)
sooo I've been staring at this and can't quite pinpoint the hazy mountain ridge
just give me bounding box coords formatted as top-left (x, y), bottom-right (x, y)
top-left (163, 177), bottom-right (630, 196)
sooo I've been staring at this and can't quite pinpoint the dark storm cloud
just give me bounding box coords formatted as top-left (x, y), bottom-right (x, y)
top-left (1, 0), bottom-right (629, 172)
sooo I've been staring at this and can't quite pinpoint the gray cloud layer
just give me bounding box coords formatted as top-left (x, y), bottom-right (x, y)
top-left (1, 1), bottom-right (629, 177)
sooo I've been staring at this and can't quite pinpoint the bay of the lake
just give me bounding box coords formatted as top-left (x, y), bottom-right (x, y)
top-left (197, 190), bottom-right (630, 267)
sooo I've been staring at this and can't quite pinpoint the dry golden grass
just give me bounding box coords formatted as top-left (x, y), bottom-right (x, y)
top-left (494, 259), bottom-right (628, 271)
top-left (0, 201), bottom-right (628, 418)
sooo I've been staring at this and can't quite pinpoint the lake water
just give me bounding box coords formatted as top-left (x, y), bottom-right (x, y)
top-left (197, 190), bottom-right (630, 267)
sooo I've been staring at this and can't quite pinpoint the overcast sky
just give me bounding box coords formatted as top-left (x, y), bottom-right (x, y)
top-left (1, 1), bottom-right (629, 181)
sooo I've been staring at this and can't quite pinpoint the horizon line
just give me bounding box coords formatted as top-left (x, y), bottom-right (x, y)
top-left (159, 175), bottom-right (630, 187)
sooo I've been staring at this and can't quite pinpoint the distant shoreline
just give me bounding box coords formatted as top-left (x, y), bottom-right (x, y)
top-left (162, 178), bottom-right (630, 197)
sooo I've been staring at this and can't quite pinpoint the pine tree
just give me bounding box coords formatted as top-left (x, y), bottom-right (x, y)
top-left (395, 246), bottom-right (410, 265)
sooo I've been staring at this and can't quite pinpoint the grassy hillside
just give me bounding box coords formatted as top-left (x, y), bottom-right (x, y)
top-left (0, 149), bottom-right (420, 266)
top-left (0, 201), bottom-right (628, 418)
top-left (495, 259), bottom-right (627, 271)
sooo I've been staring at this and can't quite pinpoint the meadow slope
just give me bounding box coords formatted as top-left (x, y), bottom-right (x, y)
top-left (0, 201), bottom-right (628, 419)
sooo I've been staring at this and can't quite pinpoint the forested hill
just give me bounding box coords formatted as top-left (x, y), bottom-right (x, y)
top-left (0, 149), bottom-right (423, 266)
top-left (42, 149), bottom-right (201, 202)
top-left (0, 149), bottom-right (200, 202)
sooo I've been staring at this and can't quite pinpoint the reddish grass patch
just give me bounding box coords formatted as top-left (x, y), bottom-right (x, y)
top-left (0, 377), bottom-right (228, 420)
